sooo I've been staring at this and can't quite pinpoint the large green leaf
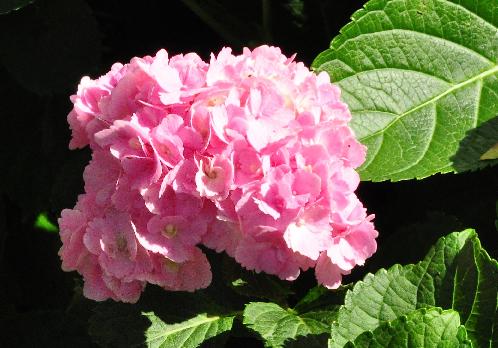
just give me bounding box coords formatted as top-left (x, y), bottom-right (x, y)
top-left (243, 302), bottom-right (337, 348)
top-left (313, 0), bottom-right (498, 181)
top-left (89, 287), bottom-right (234, 348)
top-left (329, 229), bottom-right (498, 348)
top-left (346, 308), bottom-right (471, 347)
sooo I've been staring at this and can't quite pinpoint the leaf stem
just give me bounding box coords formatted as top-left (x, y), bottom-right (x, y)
top-left (180, 0), bottom-right (245, 47)
top-left (261, 0), bottom-right (272, 43)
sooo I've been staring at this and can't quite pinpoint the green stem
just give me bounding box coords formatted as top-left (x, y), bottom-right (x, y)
top-left (180, 0), bottom-right (244, 47)
top-left (262, 0), bottom-right (272, 43)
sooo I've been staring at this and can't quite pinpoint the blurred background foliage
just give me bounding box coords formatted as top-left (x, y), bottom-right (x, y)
top-left (0, 0), bottom-right (496, 346)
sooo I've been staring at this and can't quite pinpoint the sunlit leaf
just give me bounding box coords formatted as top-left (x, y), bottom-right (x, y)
top-left (330, 230), bottom-right (498, 348)
top-left (346, 308), bottom-right (471, 347)
top-left (34, 212), bottom-right (58, 233)
top-left (313, 0), bottom-right (498, 181)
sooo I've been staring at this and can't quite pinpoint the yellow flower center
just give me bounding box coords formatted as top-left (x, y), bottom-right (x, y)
top-left (128, 137), bottom-right (142, 150)
top-left (207, 95), bottom-right (225, 106)
top-left (115, 235), bottom-right (129, 256)
top-left (163, 258), bottom-right (180, 273)
top-left (162, 224), bottom-right (177, 238)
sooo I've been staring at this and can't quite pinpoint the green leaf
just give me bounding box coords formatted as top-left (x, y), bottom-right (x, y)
top-left (453, 116), bottom-right (498, 171)
top-left (313, 0), bottom-right (498, 181)
top-left (143, 312), bottom-right (234, 348)
top-left (285, 0), bottom-right (306, 27)
top-left (243, 302), bottom-right (337, 347)
top-left (34, 212), bottom-right (58, 233)
top-left (329, 229), bottom-right (498, 348)
top-left (293, 285), bottom-right (350, 314)
top-left (0, 0), bottom-right (33, 14)
top-left (481, 142), bottom-right (498, 160)
top-left (89, 287), bottom-right (234, 348)
top-left (346, 308), bottom-right (471, 347)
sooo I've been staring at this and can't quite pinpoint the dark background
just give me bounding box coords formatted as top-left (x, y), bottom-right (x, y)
top-left (0, 0), bottom-right (496, 347)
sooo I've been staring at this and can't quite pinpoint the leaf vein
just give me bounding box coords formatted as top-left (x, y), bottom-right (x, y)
top-left (357, 65), bottom-right (497, 142)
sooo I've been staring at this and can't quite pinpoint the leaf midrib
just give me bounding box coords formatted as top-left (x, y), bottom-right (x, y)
top-left (145, 314), bottom-right (221, 344)
top-left (353, 64), bottom-right (498, 142)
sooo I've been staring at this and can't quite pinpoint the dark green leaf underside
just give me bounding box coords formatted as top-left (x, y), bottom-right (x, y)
top-left (313, 0), bottom-right (498, 181)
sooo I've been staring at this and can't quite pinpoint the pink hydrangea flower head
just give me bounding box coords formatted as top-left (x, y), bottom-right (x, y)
top-left (59, 45), bottom-right (377, 302)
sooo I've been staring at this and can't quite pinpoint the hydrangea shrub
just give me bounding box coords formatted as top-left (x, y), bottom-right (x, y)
top-left (28, 0), bottom-right (496, 346)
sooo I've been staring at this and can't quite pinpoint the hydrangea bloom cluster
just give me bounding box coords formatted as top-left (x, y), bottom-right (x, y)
top-left (59, 45), bottom-right (378, 303)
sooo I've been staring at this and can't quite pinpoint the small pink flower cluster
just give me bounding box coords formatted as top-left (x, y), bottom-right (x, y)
top-left (59, 45), bottom-right (378, 303)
